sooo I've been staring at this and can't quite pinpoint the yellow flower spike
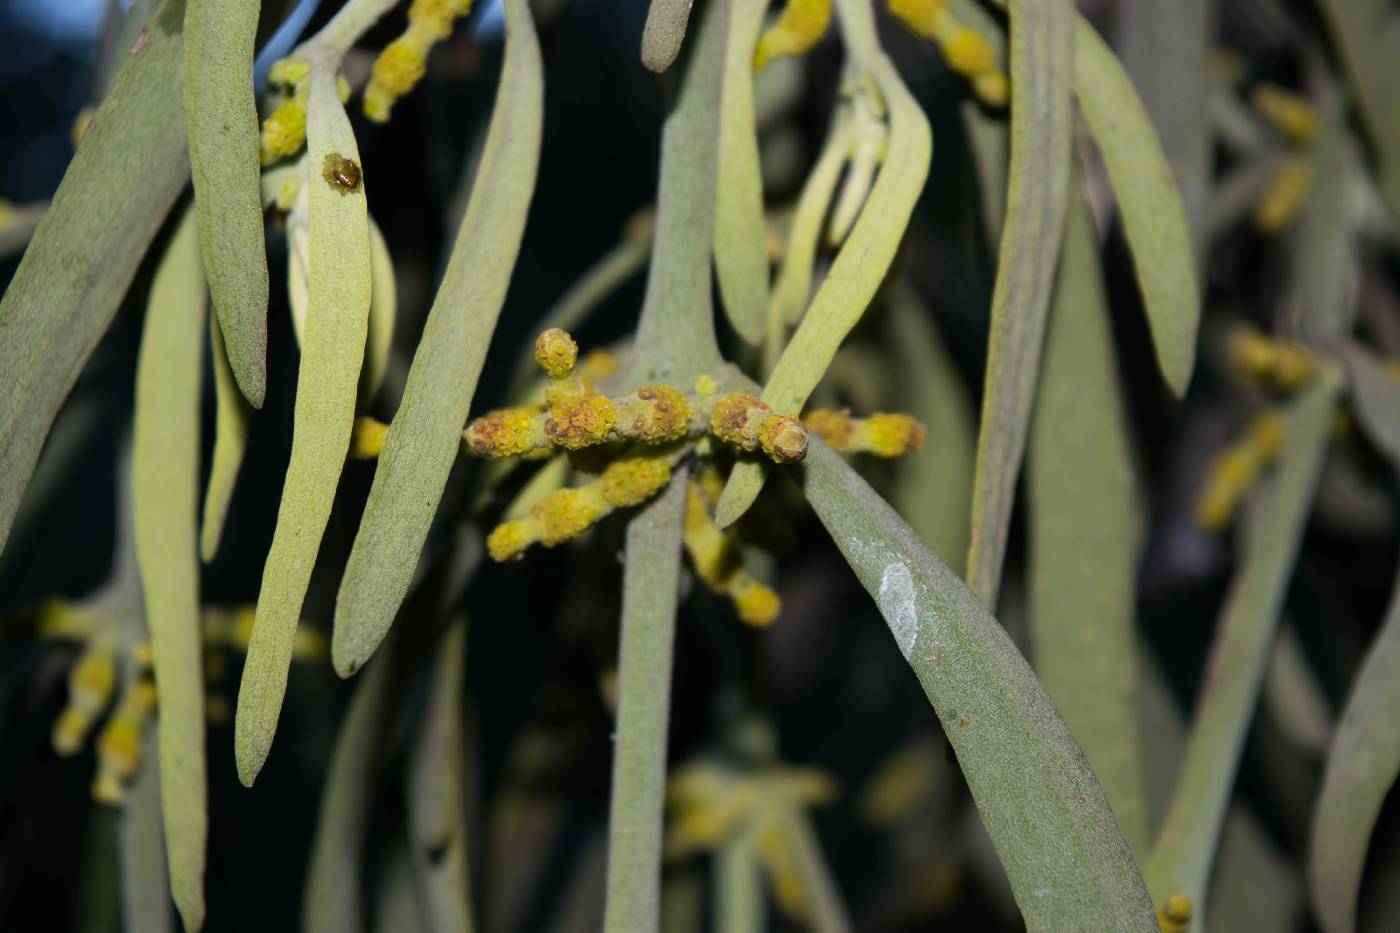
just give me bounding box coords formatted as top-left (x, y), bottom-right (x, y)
top-left (753, 0), bottom-right (833, 73)
top-left (267, 57), bottom-right (310, 88)
top-left (938, 26), bottom-right (995, 76)
top-left (613, 384), bottom-right (694, 444)
top-left (1227, 329), bottom-right (1318, 391)
top-left (1247, 410), bottom-right (1287, 460)
top-left (599, 452), bottom-right (674, 507)
top-left (972, 70), bottom-right (1009, 108)
top-left (91, 679), bottom-right (157, 805)
top-left (545, 391), bottom-right (618, 449)
top-left (34, 598), bottom-right (101, 640)
top-left (1157, 892), bottom-right (1193, 933)
top-left (1250, 84), bottom-right (1318, 146)
top-left (683, 477), bottom-right (782, 626)
top-left (886, 0), bottom-right (946, 37)
top-left (464, 406), bottom-right (551, 458)
top-left (754, 813), bottom-right (808, 916)
top-left (487, 520), bottom-right (533, 561)
top-left (857, 412), bottom-right (926, 457)
top-left (533, 487), bottom-right (607, 546)
top-left (1253, 156), bottom-right (1312, 234)
top-left (535, 327), bottom-right (580, 378)
top-left (259, 98), bottom-right (308, 164)
top-left (710, 393), bottom-right (809, 463)
top-left (1195, 445), bottom-right (1259, 532)
top-left (348, 416), bottom-right (389, 459)
top-left (365, 39), bottom-right (429, 123)
top-left (732, 578), bottom-right (781, 626)
top-left (52, 644), bottom-right (118, 755)
top-left (803, 408), bottom-right (855, 449)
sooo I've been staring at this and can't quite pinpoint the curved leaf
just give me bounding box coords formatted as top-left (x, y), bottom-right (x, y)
top-left (801, 438), bottom-right (1157, 931)
top-left (1027, 195), bottom-right (1147, 854)
top-left (200, 314), bottom-right (251, 562)
top-left (964, 0), bottom-right (1076, 608)
top-left (236, 66), bottom-right (372, 785)
top-left (184, 0), bottom-right (269, 408)
top-left (332, 0), bottom-right (543, 677)
top-left (714, 0), bottom-right (771, 344)
top-left (1074, 19), bottom-right (1200, 396)
top-left (131, 207), bottom-right (207, 932)
top-left (641, 0), bottom-right (694, 72)
top-left (0, 0), bottom-right (189, 555)
top-left (360, 215), bottom-right (396, 408)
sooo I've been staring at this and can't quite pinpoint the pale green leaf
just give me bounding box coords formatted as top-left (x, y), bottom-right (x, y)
top-left (800, 439), bottom-right (1157, 931)
top-left (131, 207), bottom-right (207, 931)
top-left (1074, 19), bottom-right (1200, 396)
top-left (641, 0), bottom-right (694, 72)
top-left (1340, 341), bottom-right (1400, 465)
top-left (0, 0), bottom-right (188, 555)
top-left (780, 805), bottom-right (853, 933)
top-left (200, 313), bottom-right (251, 562)
top-left (716, 829), bottom-right (762, 933)
top-left (1027, 194), bottom-right (1147, 855)
top-left (184, 0), bottom-right (269, 408)
top-left (1290, 96), bottom-right (1356, 340)
top-left (603, 467), bottom-right (689, 933)
top-left (963, 0), bottom-right (1075, 608)
top-left (714, 10), bottom-right (932, 528)
top-left (1144, 371), bottom-right (1343, 912)
top-left (236, 67), bottom-right (371, 786)
top-left (1310, 565), bottom-right (1400, 933)
top-left (118, 726), bottom-right (175, 933)
top-left (360, 215), bottom-right (397, 408)
top-left (713, 0), bottom-right (771, 345)
top-left (331, 0), bottom-right (543, 677)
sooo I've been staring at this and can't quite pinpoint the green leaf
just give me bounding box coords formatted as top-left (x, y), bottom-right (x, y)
top-left (964, 0), bottom-right (1076, 608)
top-left (713, 0), bottom-right (771, 345)
top-left (1290, 95), bottom-right (1355, 340)
top-left (331, 0), bottom-right (543, 678)
top-left (888, 283), bottom-right (974, 575)
top-left (780, 805), bottom-right (854, 933)
top-left (716, 828), bottom-right (763, 933)
top-left (1073, 19), bottom-right (1200, 396)
top-left (118, 727), bottom-right (175, 933)
top-left (640, 0), bottom-right (694, 72)
top-left (360, 215), bottom-right (397, 408)
top-left (184, 0), bottom-right (269, 408)
top-left (714, 7), bottom-right (932, 528)
top-left (200, 313), bottom-right (251, 562)
top-left (1339, 341), bottom-right (1400, 464)
top-left (1027, 194), bottom-right (1147, 855)
top-left (1310, 565), bottom-right (1400, 933)
top-left (603, 467), bottom-right (689, 933)
top-left (131, 206), bottom-right (207, 932)
top-left (236, 66), bottom-right (372, 786)
top-left (0, 0), bottom-right (188, 556)
top-left (1144, 370), bottom-right (1343, 911)
top-left (406, 616), bottom-right (474, 933)
top-left (800, 439), bottom-right (1157, 931)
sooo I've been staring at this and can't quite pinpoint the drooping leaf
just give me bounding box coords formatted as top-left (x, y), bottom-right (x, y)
top-left (131, 207), bottom-right (207, 931)
top-left (1073, 19), bottom-right (1200, 396)
top-left (1144, 371), bottom-right (1343, 911)
top-left (602, 467), bottom-right (689, 933)
top-left (184, 0), bottom-right (269, 408)
top-left (964, 0), bottom-right (1076, 608)
top-left (118, 727), bottom-right (175, 933)
top-left (713, 0), bottom-right (772, 344)
top-left (716, 829), bottom-right (763, 933)
top-left (0, 0), bottom-right (189, 555)
top-left (360, 215), bottom-right (396, 408)
top-left (1340, 341), bottom-right (1400, 465)
top-left (801, 439), bottom-right (1157, 930)
top-left (200, 313), bottom-right (251, 562)
top-left (1310, 565), bottom-right (1400, 933)
top-left (331, 0), bottom-right (543, 677)
top-left (641, 0), bottom-right (694, 72)
top-left (236, 66), bottom-right (372, 786)
top-left (1290, 95), bottom-right (1355, 340)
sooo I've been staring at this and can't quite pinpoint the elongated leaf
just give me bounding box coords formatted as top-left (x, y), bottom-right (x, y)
top-left (184, 0), bottom-right (269, 408)
top-left (236, 67), bottom-right (372, 786)
top-left (1310, 565), bottom-right (1400, 933)
top-left (131, 207), bottom-right (207, 931)
top-left (963, 0), bottom-right (1075, 608)
top-left (715, 27), bottom-right (932, 528)
top-left (361, 215), bottom-right (397, 408)
top-left (641, 0), bottom-right (694, 72)
top-left (603, 467), bottom-right (689, 933)
top-left (781, 806), bottom-right (853, 933)
top-left (119, 727), bottom-right (175, 933)
top-left (1340, 341), bottom-right (1400, 464)
top-left (1291, 96), bottom-right (1355, 340)
top-left (1144, 371), bottom-right (1343, 911)
top-left (0, 0), bottom-right (188, 555)
top-left (1028, 194), bottom-right (1147, 854)
top-left (801, 439), bottom-right (1157, 930)
top-left (332, 0), bottom-right (542, 677)
top-left (888, 283), bottom-right (974, 574)
top-left (407, 616), bottom-right (474, 933)
top-left (713, 0), bottom-right (771, 344)
top-left (716, 828), bottom-right (762, 933)
top-left (1074, 19), bottom-right (1199, 396)
top-left (200, 314), bottom-right (251, 562)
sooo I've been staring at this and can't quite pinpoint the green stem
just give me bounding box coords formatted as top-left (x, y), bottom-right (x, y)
top-left (717, 828), bottom-right (765, 933)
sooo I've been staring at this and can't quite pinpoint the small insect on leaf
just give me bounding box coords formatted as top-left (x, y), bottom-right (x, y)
top-left (322, 153), bottom-right (362, 194)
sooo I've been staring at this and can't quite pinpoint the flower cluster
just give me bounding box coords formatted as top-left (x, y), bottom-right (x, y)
top-left (1248, 83), bottom-right (1318, 234)
top-left (1196, 410), bottom-right (1286, 531)
top-left (887, 0), bottom-right (1008, 107)
top-left (258, 59), bottom-right (351, 164)
top-left (1227, 327), bottom-right (1318, 393)
top-left (364, 0), bottom-right (475, 123)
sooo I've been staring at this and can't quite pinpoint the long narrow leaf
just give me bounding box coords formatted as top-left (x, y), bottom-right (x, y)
top-left (801, 439), bottom-right (1157, 930)
top-left (641, 0), bottom-right (694, 72)
top-left (360, 216), bottom-right (397, 408)
top-left (1027, 194), bottom-right (1147, 854)
top-left (964, 0), bottom-right (1076, 608)
top-left (1073, 19), bottom-right (1200, 396)
top-left (714, 0), bottom-right (772, 344)
top-left (184, 0), bottom-right (269, 408)
top-left (0, 0), bottom-right (189, 555)
top-left (332, 0), bottom-right (543, 677)
top-left (200, 314), bottom-right (251, 562)
top-left (131, 207), bottom-right (208, 931)
top-left (602, 467), bottom-right (689, 933)
top-left (1144, 371), bottom-right (1343, 911)
top-left (236, 66), bottom-right (372, 785)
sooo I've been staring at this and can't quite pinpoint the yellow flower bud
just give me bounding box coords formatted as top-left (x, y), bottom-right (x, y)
top-left (260, 98), bottom-right (308, 164)
top-left (599, 453), bottom-right (674, 508)
top-left (1250, 84), bottom-right (1318, 146)
top-left (1253, 157), bottom-right (1311, 234)
top-left (940, 28), bottom-right (994, 76)
top-left (267, 58), bottom-right (310, 88)
top-left (753, 0), bottom-right (833, 72)
top-left (546, 392), bottom-right (617, 450)
top-left (465, 406), bottom-right (550, 458)
top-left (973, 70), bottom-right (1009, 108)
top-left (348, 416), bottom-right (389, 459)
top-left (1157, 892), bottom-right (1192, 933)
top-left (535, 327), bottom-right (580, 379)
top-left (858, 412), bottom-right (925, 457)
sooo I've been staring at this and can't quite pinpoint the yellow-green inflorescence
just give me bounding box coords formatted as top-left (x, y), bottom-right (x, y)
top-left (259, 58), bottom-right (351, 164)
top-left (1247, 83), bottom-right (1319, 234)
top-left (364, 0), bottom-right (475, 123)
top-left (887, 0), bottom-right (1008, 107)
